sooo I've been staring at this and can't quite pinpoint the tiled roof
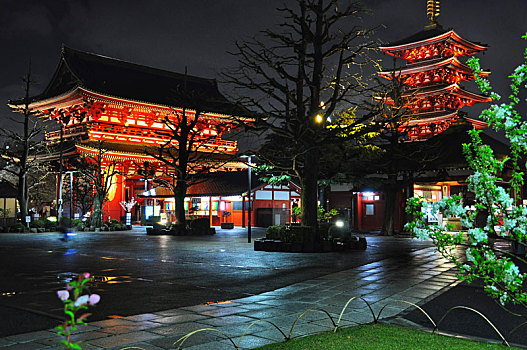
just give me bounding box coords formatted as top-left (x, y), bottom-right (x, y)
top-left (146, 171), bottom-right (263, 197)
top-left (16, 46), bottom-right (252, 117)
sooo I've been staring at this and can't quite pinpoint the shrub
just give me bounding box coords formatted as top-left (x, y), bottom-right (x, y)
top-left (30, 219), bottom-right (46, 229)
top-left (285, 225), bottom-right (314, 243)
top-left (45, 218), bottom-right (57, 230)
top-left (12, 223), bottom-right (26, 232)
top-left (71, 219), bottom-right (83, 228)
top-left (266, 225), bottom-right (314, 243)
top-left (266, 225), bottom-right (284, 240)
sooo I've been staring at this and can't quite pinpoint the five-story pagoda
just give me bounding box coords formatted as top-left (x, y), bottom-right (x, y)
top-left (378, 0), bottom-right (492, 140)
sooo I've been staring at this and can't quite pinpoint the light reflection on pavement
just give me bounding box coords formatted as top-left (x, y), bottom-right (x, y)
top-left (0, 226), bottom-right (435, 326)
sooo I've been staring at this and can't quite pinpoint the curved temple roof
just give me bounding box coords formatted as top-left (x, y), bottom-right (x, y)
top-left (10, 46), bottom-right (252, 118)
top-left (379, 27), bottom-right (487, 56)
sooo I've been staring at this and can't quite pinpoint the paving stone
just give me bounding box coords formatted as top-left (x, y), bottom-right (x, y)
top-left (198, 315), bottom-right (256, 327)
top-left (257, 316), bottom-right (295, 330)
top-left (4, 330), bottom-right (57, 343)
top-left (152, 314), bottom-right (209, 324)
top-left (233, 303), bottom-right (275, 311)
top-left (214, 322), bottom-right (268, 338)
top-left (183, 339), bottom-right (237, 350)
top-left (199, 306), bottom-right (248, 317)
top-left (108, 342), bottom-right (165, 350)
top-left (123, 313), bottom-right (165, 321)
top-left (86, 331), bottom-right (162, 348)
top-left (238, 307), bottom-right (288, 320)
top-left (180, 304), bottom-right (214, 312)
top-left (99, 320), bottom-right (161, 334)
top-left (35, 330), bottom-right (110, 347)
top-left (235, 295), bottom-right (276, 304)
top-left (154, 309), bottom-right (195, 317)
top-left (89, 318), bottom-right (137, 328)
top-left (0, 338), bottom-right (15, 347)
top-left (0, 342), bottom-right (53, 349)
top-left (235, 334), bottom-right (275, 349)
top-left (148, 331), bottom-right (225, 349)
top-left (147, 321), bottom-right (210, 336)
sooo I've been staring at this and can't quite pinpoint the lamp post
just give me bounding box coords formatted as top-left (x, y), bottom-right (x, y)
top-left (241, 155), bottom-right (255, 243)
top-left (65, 171), bottom-right (77, 221)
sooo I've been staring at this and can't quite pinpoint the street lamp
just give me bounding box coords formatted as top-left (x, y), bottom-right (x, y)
top-left (240, 155), bottom-right (255, 243)
top-left (65, 171), bottom-right (78, 221)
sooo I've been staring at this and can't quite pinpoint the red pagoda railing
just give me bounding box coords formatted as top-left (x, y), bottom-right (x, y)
top-left (46, 125), bottom-right (88, 143)
top-left (87, 123), bottom-right (237, 153)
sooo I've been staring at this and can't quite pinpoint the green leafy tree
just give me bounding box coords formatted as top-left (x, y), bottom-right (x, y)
top-left (406, 34), bottom-right (527, 309)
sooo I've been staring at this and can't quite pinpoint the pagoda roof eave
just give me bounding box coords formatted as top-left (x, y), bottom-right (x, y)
top-left (378, 57), bottom-right (490, 78)
top-left (403, 111), bottom-right (459, 125)
top-left (405, 83), bottom-right (492, 103)
top-left (464, 116), bottom-right (488, 129)
top-left (380, 29), bottom-right (487, 55)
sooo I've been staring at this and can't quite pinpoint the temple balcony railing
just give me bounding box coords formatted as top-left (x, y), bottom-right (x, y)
top-left (46, 125), bottom-right (88, 143)
top-left (87, 123), bottom-right (238, 154)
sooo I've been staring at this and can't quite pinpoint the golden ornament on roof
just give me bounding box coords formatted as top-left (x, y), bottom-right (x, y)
top-left (426, 0), bottom-right (440, 24)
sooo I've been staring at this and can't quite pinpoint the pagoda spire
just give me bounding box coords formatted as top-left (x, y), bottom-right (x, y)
top-left (426, 0), bottom-right (440, 29)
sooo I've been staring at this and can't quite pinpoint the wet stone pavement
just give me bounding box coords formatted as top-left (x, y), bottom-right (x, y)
top-left (0, 226), bottom-right (460, 349)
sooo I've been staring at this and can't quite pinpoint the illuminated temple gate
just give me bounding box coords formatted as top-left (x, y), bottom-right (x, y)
top-left (9, 46), bottom-right (252, 222)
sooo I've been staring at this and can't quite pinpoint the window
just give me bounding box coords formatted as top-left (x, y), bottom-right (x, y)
top-left (365, 204), bottom-right (374, 216)
top-left (232, 201), bottom-right (252, 210)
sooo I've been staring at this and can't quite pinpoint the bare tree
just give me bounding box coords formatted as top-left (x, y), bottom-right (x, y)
top-left (2, 63), bottom-right (47, 222)
top-left (223, 0), bottom-right (377, 229)
top-left (69, 141), bottom-right (119, 228)
top-left (143, 87), bottom-right (240, 225)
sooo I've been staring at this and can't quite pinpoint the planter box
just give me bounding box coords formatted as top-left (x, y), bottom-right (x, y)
top-left (221, 222), bottom-right (234, 229)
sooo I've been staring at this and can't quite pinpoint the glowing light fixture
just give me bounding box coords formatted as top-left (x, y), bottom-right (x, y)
top-left (335, 220), bottom-right (344, 228)
top-left (315, 114), bottom-right (324, 123)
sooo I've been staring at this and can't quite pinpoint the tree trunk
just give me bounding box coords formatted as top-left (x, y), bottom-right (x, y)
top-left (18, 173), bottom-right (27, 223)
top-left (92, 195), bottom-right (104, 229)
top-left (381, 185), bottom-right (396, 236)
top-left (301, 149), bottom-right (319, 229)
top-left (173, 183), bottom-right (187, 226)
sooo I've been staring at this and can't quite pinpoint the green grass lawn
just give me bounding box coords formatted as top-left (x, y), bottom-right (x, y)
top-left (256, 323), bottom-right (518, 350)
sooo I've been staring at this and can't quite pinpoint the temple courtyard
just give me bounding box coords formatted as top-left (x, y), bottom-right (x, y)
top-left (2, 227), bottom-right (518, 349)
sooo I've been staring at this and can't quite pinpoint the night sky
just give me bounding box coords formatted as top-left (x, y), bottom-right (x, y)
top-left (2, 0), bottom-right (526, 133)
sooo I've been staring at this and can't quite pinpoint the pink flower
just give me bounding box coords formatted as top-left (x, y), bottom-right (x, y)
top-left (57, 290), bottom-right (69, 301)
top-left (88, 294), bottom-right (101, 305)
top-left (66, 285), bottom-right (73, 291)
top-left (83, 273), bottom-right (90, 279)
top-left (74, 295), bottom-right (89, 307)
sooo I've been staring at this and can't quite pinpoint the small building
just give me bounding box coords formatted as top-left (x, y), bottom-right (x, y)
top-left (137, 170), bottom-right (301, 227)
top-left (0, 182), bottom-right (18, 226)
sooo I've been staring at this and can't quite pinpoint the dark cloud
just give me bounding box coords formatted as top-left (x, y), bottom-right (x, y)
top-left (2, 0), bottom-right (526, 130)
